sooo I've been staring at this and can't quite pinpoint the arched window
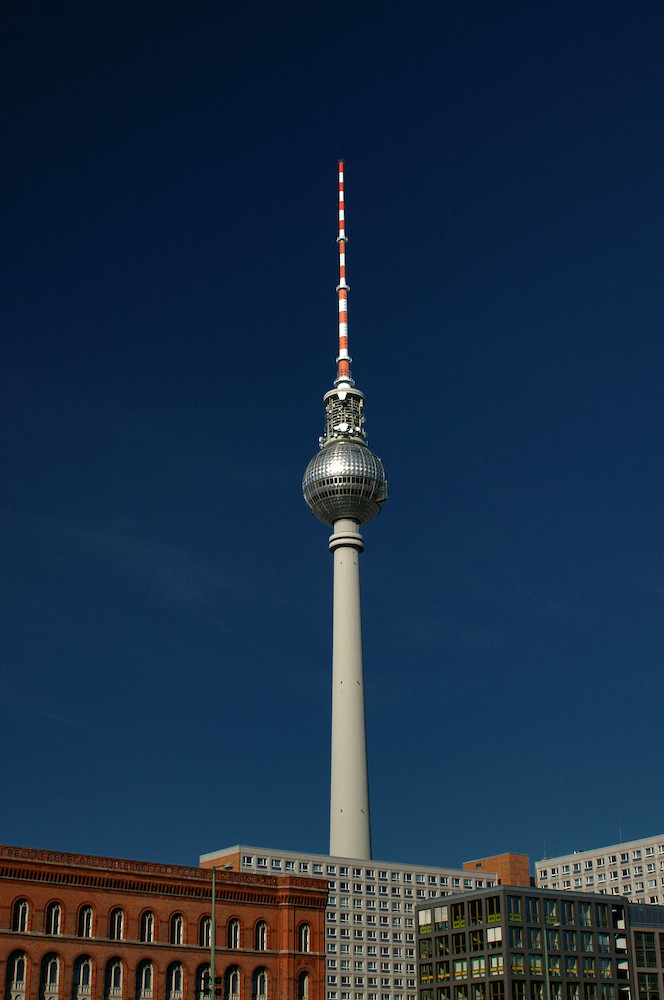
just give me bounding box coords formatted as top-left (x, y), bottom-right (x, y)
top-left (252, 968), bottom-right (268, 1000)
top-left (73, 956), bottom-right (92, 997)
top-left (109, 909), bottom-right (123, 941)
top-left (225, 967), bottom-right (240, 1000)
top-left (297, 972), bottom-right (309, 1000)
top-left (78, 907), bottom-right (93, 938)
top-left (12, 899), bottom-right (29, 933)
top-left (170, 913), bottom-right (184, 945)
top-left (166, 964), bottom-right (183, 1000)
top-left (227, 919), bottom-right (240, 949)
top-left (136, 961), bottom-right (153, 1000)
top-left (255, 921), bottom-right (267, 951)
top-left (40, 953), bottom-right (60, 1000)
top-left (298, 923), bottom-right (310, 953)
top-left (7, 951), bottom-right (27, 991)
top-left (105, 959), bottom-right (122, 998)
top-left (45, 903), bottom-right (62, 935)
top-left (140, 911), bottom-right (154, 943)
top-left (199, 916), bottom-right (211, 948)
top-left (195, 965), bottom-right (211, 1000)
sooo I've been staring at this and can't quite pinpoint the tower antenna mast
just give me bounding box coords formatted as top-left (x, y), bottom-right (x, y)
top-left (336, 160), bottom-right (353, 388)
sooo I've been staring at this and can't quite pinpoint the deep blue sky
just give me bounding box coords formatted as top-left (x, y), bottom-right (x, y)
top-left (3, 1), bottom-right (664, 872)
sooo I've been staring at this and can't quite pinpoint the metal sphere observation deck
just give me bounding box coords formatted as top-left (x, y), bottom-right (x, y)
top-left (303, 385), bottom-right (388, 527)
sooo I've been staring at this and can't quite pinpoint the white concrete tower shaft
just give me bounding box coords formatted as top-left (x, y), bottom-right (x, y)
top-left (329, 518), bottom-right (370, 858)
top-left (302, 162), bottom-right (388, 860)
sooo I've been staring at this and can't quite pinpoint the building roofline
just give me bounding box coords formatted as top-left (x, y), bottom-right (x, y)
top-left (199, 845), bottom-right (496, 878)
top-left (538, 834), bottom-right (664, 864)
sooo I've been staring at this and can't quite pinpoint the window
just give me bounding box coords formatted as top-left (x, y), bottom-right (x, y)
top-left (13, 899), bottom-right (29, 933)
top-left (469, 930), bottom-right (483, 952)
top-left (8, 952), bottom-right (27, 989)
top-left (511, 955), bottom-right (525, 976)
top-left (509, 927), bottom-right (523, 948)
top-left (529, 955), bottom-right (543, 976)
top-left (487, 928), bottom-right (502, 950)
top-left (109, 908), bottom-right (124, 941)
top-left (299, 923), bottom-right (311, 952)
top-left (256, 921), bottom-right (268, 950)
top-left (582, 933), bottom-right (594, 953)
top-left (45, 902), bottom-right (62, 935)
top-left (41, 954), bottom-right (60, 998)
top-left (137, 960), bottom-right (154, 999)
top-left (489, 956), bottom-right (503, 976)
top-left (507, 896), bottom-right (522, 921)
top-left (78, 906), bottom-right (94, 938)
top-left (228, 918), bottom-right (241, 949)
top-left (167, 963), bottom-right (184, 1000)
top-left (171, 913), bottom-right (184, 945)
top-left (253, 968), bottom-right (268, 1000)
top-left (298, 972), bottom-right (310, 1000)
top-left (105, 959), bottom-right (123, 997)
top-left (200, 916), bottom-right (211, 948)
top-left (195, 965), bottom-right (211, 1000)
top-left (599, 960), bottom-right (612, 980)
top-left (420, 965), bottom-right (434, 984)
top-left (141, 911), bottom-right (154, 943)
top-left (635, 932), bottom-right (657, 968)
top-left (453, 960), bottom-right (468, 980)
top-left (637, 974), bottom-right (659, 1000)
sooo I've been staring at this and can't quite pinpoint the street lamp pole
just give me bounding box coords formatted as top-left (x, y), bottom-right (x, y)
top-left (211, 867), bottom-right (216, 1000)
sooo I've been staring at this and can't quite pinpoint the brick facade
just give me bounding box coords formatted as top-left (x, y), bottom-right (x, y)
top-left (0, 845), bottom-right (326, 1000)
top-left (462, 854), bottom-right (531, 887)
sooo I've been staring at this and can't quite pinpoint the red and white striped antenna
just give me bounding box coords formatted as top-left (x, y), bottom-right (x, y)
top-left (335, 160), bottom-right (353, 387)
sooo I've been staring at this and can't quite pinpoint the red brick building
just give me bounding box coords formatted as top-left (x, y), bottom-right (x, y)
top-left (461, 853), bottom-right (531, 887)
top-left (0, 845), bottom-right (326, 1000)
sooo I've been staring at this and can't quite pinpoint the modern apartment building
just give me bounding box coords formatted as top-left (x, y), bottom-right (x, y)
top-left (536, 837), bottom-right (664, 905)
top-left (200, 847), bottom-right (530, 1000)
top-left (416, 885), bottom-right (632, 1000)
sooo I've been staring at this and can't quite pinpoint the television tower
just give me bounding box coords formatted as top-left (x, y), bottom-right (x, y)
top-left (303, 161), bottom-right (388, 860)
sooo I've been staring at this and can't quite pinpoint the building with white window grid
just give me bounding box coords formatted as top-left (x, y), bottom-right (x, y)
top-left (199, 846), bottom-right (518, 1000)
top-left (536, 835), bottom-right (664, 905)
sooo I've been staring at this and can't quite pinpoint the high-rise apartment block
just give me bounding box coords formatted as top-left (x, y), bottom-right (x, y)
top-left (536, 836), bottom-right (664, 905)
top-left (200, 847), bottom-right (530, 1000)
